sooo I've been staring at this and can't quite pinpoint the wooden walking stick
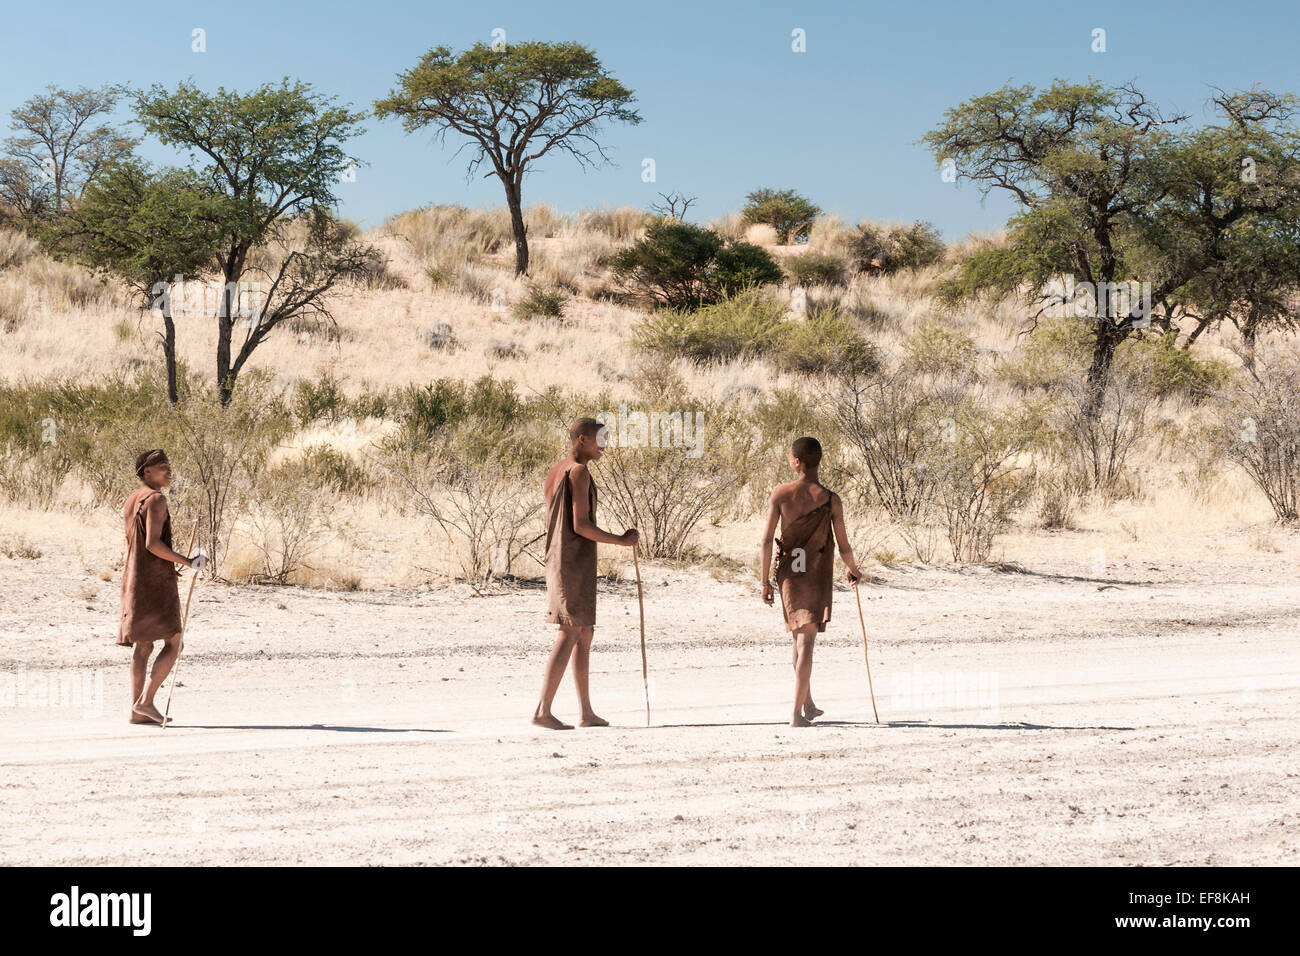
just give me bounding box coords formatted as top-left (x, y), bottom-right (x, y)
top-left (852, 578), bottom-right (880, 723)
top-left (162, 518), bottom-right (201, 730)
top-left (632, 545), bottom-right (649, 727)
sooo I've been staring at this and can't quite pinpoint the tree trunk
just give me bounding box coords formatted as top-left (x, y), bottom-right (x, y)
top-left (1241, 309), bottom-right (1259, 375)
top-left (1084, 320), bottom-right (1121, 422)
top-left (217, 273), bottom-right (236, 406)
top-left (505, 180), bottom-right (529, 276)
top-left (1183, 316), bottom-right (1213, 349)
top-left (162, 307), bottom-right (178, 405)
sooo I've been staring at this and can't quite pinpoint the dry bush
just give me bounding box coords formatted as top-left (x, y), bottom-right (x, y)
top-left (591, 372), bottom-right (763, 559)
top-left (706, 212), bottom-right (746, 243)
top-left (241, 465), bottom-right (332, 584)
top-left (901, 318), bottom-right (981, 378)
top-left (575, 207), bottom-right (650, 242)
top-left (1034, 471), bottom-right (1081, 529)
top-left (1049, 368), bottom-right (1153, 495)
top-left (382, 377), bottom-right (553, 581)
top-left (165, 376), bottom-right (294, 576)
top-left (830, 372), bottom-right (1031, 562)
top-left (527, 247), bottom-right (582, 293)
top-left (1218, 350), bottom-right (1300, 521)
top-left (385, 204), bottom-right (512, 264)
top-left (393, 448), bottom-right (545, 581)
top-left (0, 533), bottom-right (42, 559)
top-left (806, 214), bottom-right (853, 254)
top-left (0, 444), bottom-right (63, 509)
top-left (928, 406), bottom-right (1033, 562)
top-left (0, 229), bottom-right (38, 271)
top-left (526, 203), bottom-right (569, 239)
top-left (21, 257), bottom-right (112, 310)
top-left (0, 278), bottom-right (29, 332)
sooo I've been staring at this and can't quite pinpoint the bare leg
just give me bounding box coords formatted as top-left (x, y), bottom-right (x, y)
top-left (133, 632), bottom-right (180, 723)
top-left (533, 627), bottom-right (578, 729)
top-left (791, 626), bottom-right (817, 726)
top-left (129, 642), bottom-right (153, 723)
top-left (791, 630), bottom-right (823, 721)
top-left (571, 627), bottom-right (607, 726)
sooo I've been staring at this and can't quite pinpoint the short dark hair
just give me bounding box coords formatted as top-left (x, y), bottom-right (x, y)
top-left (792, 436), bottom-right (822, 468)
top-left (135, 448), bottom-right (168, 478)
top-left (570, 417), bottom-right (602, 441)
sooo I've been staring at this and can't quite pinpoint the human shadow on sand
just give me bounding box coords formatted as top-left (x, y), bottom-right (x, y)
top-left (181, 724), bottom-right (450, 733)
top-left (658, 719), bottom-right (1134, 731)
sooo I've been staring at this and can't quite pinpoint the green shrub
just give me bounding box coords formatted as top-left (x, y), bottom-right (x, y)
top-left (997, 318), bottom-right (1092, 390)
top-left (741, 188), bottom-right (821, 244)
top-left (395, 376), bottom-right (551, 469)
top-left (1118, 336), bottom-right (1231, 401)
top-left (611, 220), bottom-right (723, 309)
top-left (852, 220), bottom-right (946, 274)
top-left (783, 251), bottom-right (849, 287)
top-left (512, 282), bottom-right (567, 320)
top-left (775, 310), bottom-right (881, 376)
top-left (633, 291), bottom-right (785, 363)
top-left (292, 374), bottom-right (349, 426)
top-left (634, 290), bottom-right (878, 375)
top-left (297, 444), bottom-right (373, 494)
top-left (902, 319), bottom-right (980, 377)
top-left (611, 220), bottom-right (782, 309)
top-left (713, 241), bottom-right (784, 295)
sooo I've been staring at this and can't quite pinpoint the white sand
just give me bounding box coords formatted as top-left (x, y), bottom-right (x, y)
top-left (2, 546), bottom-right (1296, 866)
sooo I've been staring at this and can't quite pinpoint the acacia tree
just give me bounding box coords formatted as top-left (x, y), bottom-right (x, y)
top-left (1156, 91), bottom-right (1300, 370)
top-left (374, 41), bottom-right (641, 276)
top-left (44, 158), bottom-right (227, 403)
top-left (924, 81), bottom-right (1300, 416)
top-left (741, 188), bottom-right (821, 244)
top-left (0, 83), bottom-right (137, 227)
top-left (134, 79), bottom-right (379, 404)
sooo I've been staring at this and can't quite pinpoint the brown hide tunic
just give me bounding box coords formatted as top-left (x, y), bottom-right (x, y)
top-left (774, 493), bottom-right (836, 633)
top-left (545, 465), bottom-right (598, 628)
top-left (117, 487), bottom-right (182, 645)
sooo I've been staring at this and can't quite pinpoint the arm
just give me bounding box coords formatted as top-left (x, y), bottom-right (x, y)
top-left (569, 464), bottom-right (637, 547)
top-left (144, 495), bottom-right (196, 568)
top-left (759, 490), bottom-right (780, 605)
top-left (830, 493), bottom-right (862, 585)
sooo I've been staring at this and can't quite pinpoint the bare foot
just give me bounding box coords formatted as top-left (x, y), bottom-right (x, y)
top-left (790, 715), bottom-right (813, 727)
top-left (132, 701), bottom-right (164, 724)
top-left (129, 712), bottom-right (153, 724)
top-left (579, 714), bottom-right (609, 727)
top-left (532, 713), bottom-right (573, 730)
top-left (803, 703), bottom-right (824, 721)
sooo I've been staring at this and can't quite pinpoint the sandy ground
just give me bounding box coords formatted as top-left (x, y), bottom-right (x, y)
top-left (1, 544), bottom-right (1297, 866)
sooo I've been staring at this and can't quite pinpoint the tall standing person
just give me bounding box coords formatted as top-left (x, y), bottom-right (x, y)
top-left (760, 437), bottom-right (863, 726)
top-left (118, 449), bottom-right (204, 724)
top-left (533, 419), bottom-right (638, 730)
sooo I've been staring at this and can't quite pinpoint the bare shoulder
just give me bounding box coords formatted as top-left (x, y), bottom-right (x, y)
top-left (145, 492), bottom-right (168, 516)
top-left (770, 481), bottom-right (796, 503)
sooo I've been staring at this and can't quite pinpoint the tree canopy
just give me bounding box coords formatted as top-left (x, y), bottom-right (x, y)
top-left (375, 41), bottom-right (641, 275)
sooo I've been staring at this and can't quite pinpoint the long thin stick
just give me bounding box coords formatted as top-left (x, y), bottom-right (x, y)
top-left (853, 581), bottom-right (880, 723)
top-left (162, 518), bottom-right (200, 730)
top-left (632, 546), bottom-right (649, 727)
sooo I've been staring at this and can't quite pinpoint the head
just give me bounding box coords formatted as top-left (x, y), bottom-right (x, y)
top-left (135, 448), bottom-right (172, 489)
top-left (789, 436), bottom-right (822, 475)
top-left (570, 417), bottom-right (607, 463)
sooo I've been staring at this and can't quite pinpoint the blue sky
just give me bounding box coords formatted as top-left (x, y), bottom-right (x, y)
top-left (2, 0), bottom-right (1297, 238)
